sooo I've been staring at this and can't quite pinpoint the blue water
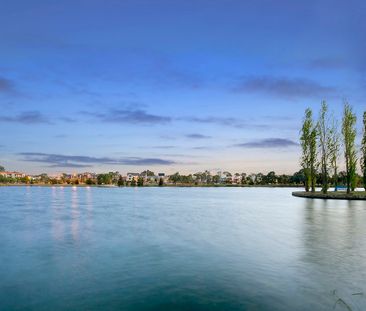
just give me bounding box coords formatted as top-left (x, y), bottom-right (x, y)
top-left (1, 186), bottom-right (366, 310)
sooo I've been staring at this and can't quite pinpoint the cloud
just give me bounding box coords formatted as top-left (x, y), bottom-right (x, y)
top-left (150, 145), bottom-right (176, 149)
top-left (0, 111), bottom-right (50, 124)
top-left (233, 138), bottom-right (298, 148)
top-left (58, 116), bottom-right (77, 123)
top-left (181, 116), bottom-right (270, 129)
top-left (191, 146), bottom-right (213, 150)
top-left (307, 58), bottom-right (347, 70)
top-left (186, 133), bottom-right (212, 139)
top-left (232, 76), bottom-right (335, 99)
top-left (84, 108), bottom-right (171, 125)
top-left (0, 77), bottom-right (17, 94)
top-left (19, 152), bottom-right (176, 167)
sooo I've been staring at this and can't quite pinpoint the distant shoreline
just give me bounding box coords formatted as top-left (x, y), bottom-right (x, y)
top-left (0, 183), bottom-right (304, 188)
top-left (292, 191), bottom-right (366, 200)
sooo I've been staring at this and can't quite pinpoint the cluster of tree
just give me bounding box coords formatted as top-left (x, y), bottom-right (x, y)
top-left (0, 176), bottom-right (29, 184)
top-left (168, 170), bottom-right (309, 186)
top-left (300, 101), bottom-right (366, 194)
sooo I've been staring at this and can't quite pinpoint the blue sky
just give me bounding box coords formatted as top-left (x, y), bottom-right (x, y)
top-left (0, 0), bottom-right (365, 174)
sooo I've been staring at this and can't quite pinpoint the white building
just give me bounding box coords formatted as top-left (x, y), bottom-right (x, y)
top-left (126, 173), bottom-right (139, 182)
top-left (0, 171), bottom-right (26, 178)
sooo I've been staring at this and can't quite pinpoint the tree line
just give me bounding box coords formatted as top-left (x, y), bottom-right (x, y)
top-left (300, 101), bottom-right (366, 194)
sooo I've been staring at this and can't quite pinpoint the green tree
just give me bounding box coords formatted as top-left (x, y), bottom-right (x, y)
top-left (97, 173), bottom-right (112, 185)
top-left (361, 112), bottom-right (366, 191)
top-left (342, 103), bottom-right (357, 193)
top-left (317, 101), bottom-right (332, 194)
top-left (131, 178), bottom-right (137, 187)
top-left (240, 173), bottom-right (247, 185)
top-left (117, 176), bottom-right (125, 187)
top-left (266, 171), bottom-right (277, 184)
top-left (85, 178), bottom-right (94, 185)
top-left (137, 177), bottom-right (144, 186)
top-left (329, 116), bottom-right (340, 191)
top-left (169, 172), bottom-right (180, 184)
top-left (158, 177), bottom-right (164, 186)
top-left (140, 170), bottom-right (155, 177)
top-left (300, 108), bottom-right (317, 192)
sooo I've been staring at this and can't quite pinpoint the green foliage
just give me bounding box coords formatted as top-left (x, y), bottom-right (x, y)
top-left (117, 176), bottom-right (125, 187)
top-left (342, 102), bottom-right (357, 193)
top-left (212, 175), bottom-right (220, 184)
top-left (130, 178), bottom-right (137, 187)
top-left (329, 115), bottom-right (340, 191)
top-left (317, 101), bottom-right (332, 194)
top-left (169, 172), bottom-right (195, 184)
top-left (265, 171), bottom-right (277, 184)
top-left (97, 173), bottom-right (112, 185)
top-left (300, 108), bottom-right (317, 192)
top-left (140, 170), bottom-right (155, 177)
top-left (137, 177), bottom-right (144, 186)
top-left (85, 178), bottom-right (95, 185)
top-left (361, 112), bottom-right (366, 190)
top-left (158, 177), bottom-right (164, 186)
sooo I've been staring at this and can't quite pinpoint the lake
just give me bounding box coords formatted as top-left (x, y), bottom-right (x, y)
top-left (1, 186), bottom-right (366, 310)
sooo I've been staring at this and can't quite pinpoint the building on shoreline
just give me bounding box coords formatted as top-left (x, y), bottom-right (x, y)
top-left (0, 171), bottom-right (26, 179)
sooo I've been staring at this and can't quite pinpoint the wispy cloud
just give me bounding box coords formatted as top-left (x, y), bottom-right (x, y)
top-left (84, 108), bottom-right (171, 125)
top-left (19, 152), bottom-right (176, 167)
top-left (186, 133), bottom-right (212, 139)
top-left (181, 116), bottom-right (269, 129)
top-left (0, 77), bottom-right (16, 94)
top-left (232, 76), bottom-right (335, 99)
top-left (58, 116), bottom-right (77, 123)
top-left (233, 138), bottom-right (298, 148)
top-left (191, 146), bottom-right (214, 150)
top-left (307, 58), bottom-right (347, 70)
top-left (150, 145), bottom-right (176, 149)
top-left (0, 111), bottom-right (50, 124)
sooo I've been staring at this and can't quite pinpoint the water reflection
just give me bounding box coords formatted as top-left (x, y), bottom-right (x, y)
top-left (301, 199), bottom-right (366, 309)
top-left (51, 187), bottom-right (65, 241)
top-left (85, 186), bottom-right (94, 234)
top-left (2, 187), bottom-right (366, 311)
top-left (71, 187), bottom-right (79, 242)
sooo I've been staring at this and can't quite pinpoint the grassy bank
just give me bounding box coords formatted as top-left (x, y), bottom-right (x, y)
top-left (292, 191), bottom-right (366, 200)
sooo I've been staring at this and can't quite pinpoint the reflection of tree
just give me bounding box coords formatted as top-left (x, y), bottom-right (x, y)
top-left (51, 187), bottom-right (65, 241)
top-left (71, 188), bottom-right (79, 242)
top-left (301, 199), bottom-right (366, 309)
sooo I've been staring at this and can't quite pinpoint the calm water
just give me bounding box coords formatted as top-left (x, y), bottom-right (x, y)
top-left (1, 187), bottom-right (366, 311)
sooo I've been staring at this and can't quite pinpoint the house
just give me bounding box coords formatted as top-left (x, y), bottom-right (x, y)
top-left (233, 173), bottom-right (242, 184)
top-left (219, 171), bottom-right (232, 183)
top-left (127, 173), bottom-right (139, 182)
top-left (0, 171), bottom-right (26, 179)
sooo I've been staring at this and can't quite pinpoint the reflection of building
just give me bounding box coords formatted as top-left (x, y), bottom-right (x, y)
top-left (0, 171), bottom-right (26, 178)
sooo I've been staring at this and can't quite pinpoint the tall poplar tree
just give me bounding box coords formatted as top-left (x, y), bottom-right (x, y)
top-left (342, 103), bottom-right (357, 194)
top-left (309, 122), bottom-right (318, 192)
top-left (300, 108), bottom-right (317, 192)
top-left (300, 109), bottom-right (312, 192)
top-left (361, 111), bottom-right (366, 191)
top-left (317, 101), bottom-right (331, 194)
top-left (329, 116), bottom-right (340, 191)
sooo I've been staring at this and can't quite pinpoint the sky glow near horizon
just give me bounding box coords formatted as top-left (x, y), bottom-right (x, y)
top-left (0, 0), bottom-right (365, 175)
